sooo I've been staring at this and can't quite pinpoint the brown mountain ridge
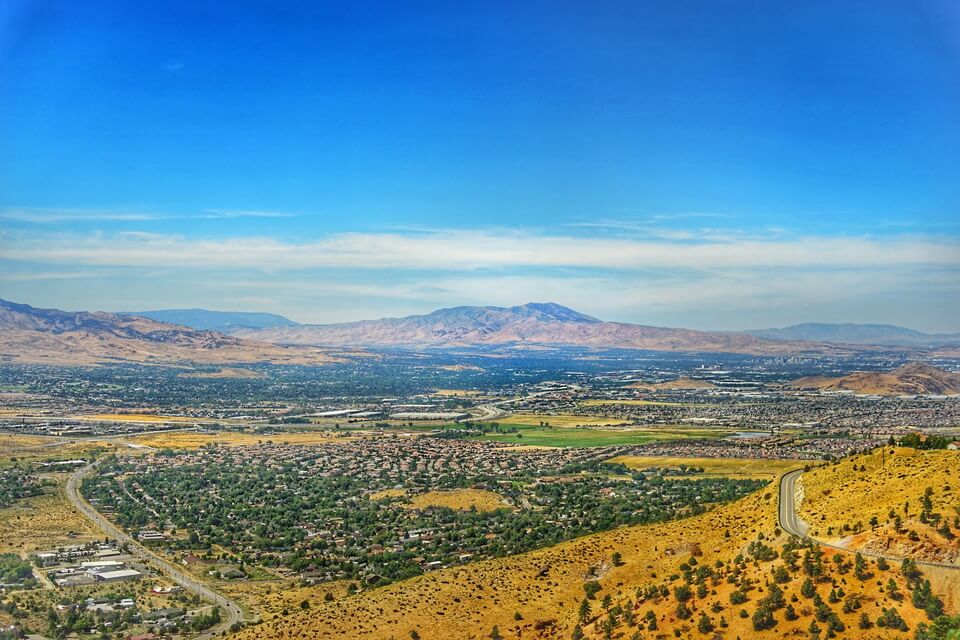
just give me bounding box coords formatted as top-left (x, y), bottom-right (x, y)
top-left (789, 363), bottom-right (960, 395)
top-left (0, 299), bottom-right (335, 366)
top-left (235, 302), bottom-right (862, 356)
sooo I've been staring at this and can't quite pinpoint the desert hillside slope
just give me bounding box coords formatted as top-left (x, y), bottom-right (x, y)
top-left (627, 377), bottom-right (718, 390)
top-left (0, 299), bottom-right (334, 365)
top-left (790, 363), bottom-right (960, 395)
top-left (237, 302), bottom-right (857, 356)
top-left (229, 454), bottom-right (958, 640)
top-left (799, 447), bottom-right (960, 566)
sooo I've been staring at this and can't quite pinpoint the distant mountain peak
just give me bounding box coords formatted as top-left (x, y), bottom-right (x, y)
top-left (414, 302), bottom-right (601, 327)
top-left (511, 302), bottom-right (600, 323)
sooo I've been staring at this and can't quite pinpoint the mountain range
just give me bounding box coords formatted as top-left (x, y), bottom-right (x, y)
top-left (0, 299), bottom-right (331, 366)
top-left (747, 322), bottom-right (960, 347)
top-left (3, 299), bottom-right (958, 365)
top-left (789, 363), bottom-right (960, 396)
top-left (231, 302), bottom-right (850, 355)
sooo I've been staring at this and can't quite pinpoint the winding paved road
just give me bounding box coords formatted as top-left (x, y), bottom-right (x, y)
top-left (66, 460), bottom-right (249, 637)
top-left (778, 468), bottom-right (959, 571)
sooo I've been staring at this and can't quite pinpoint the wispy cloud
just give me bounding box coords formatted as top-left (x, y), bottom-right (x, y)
top-left (3, 228), bottom-right (956, 271)
top-left (0, 270), bottom-right (98, 282)
top-left (0, 208), bottom-right (159, 223)
top-left (200, 209), bottom-right (297, 219)
top-left (0, 207), bottom-right (298, 224)
top-left (3, 226), bottom-right (957, 330)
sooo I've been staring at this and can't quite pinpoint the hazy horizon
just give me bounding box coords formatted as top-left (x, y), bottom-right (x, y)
top-left (4, 296), bottom-right (960, 335)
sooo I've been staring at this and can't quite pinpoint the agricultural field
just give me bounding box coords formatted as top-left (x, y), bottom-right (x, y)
top-left (607, 455), bottom-right (809, 480)
top-left (486, 413), bottom-right (631, 427)
top-left (404, 488), bottom-right (510, 512)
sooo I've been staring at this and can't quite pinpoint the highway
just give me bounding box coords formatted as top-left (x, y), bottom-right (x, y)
top-left (66, 460), bottom-right (249, 638)
top-left (778, 468), bottom-right (959, 572)
top-left (778, 469), bottom-right (809, 538)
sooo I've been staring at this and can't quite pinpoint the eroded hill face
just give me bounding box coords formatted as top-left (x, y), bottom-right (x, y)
top-left (790, 363), bottom-right (960, 396)
top-left (0, 299), bottom-right (335, 366)
top-left (227, 454), bottom-right (959, 640)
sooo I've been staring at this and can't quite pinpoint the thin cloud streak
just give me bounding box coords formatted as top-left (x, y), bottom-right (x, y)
top-left (0, 207), bottom-right (297, 223)
top-left (3, 229), bottom-right (958, 271)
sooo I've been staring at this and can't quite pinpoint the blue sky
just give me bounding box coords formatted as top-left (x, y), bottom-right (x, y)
top-left (1, 1), bottom-right (958, 330)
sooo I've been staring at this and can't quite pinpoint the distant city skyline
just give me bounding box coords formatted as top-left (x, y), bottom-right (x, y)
top-left (1, 1), bottom-right (958, 331)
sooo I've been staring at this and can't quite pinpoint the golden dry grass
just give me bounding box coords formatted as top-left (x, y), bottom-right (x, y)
top-left (0, 434), bottom-right (116, 466)
top-left (404, 489), bottom-right (510, 512)
top-left (608, 455), bottom-right (808, 480)
top-left (799, 447), bottom-right (960, 564)
top-left (0, 433), bottom-right (51, 454)
top-left (229, 484), bottom-right (782, 640)
top-left (129, 431), bottom-right (354, 450)
top-left (582, 537), bottom-right (951, 640)
top-left (626, 377), bottom-right (717, 390)
top-left (222, 579), bottom-right (358, 619)
top-left (0, 478), bottom-right (100, 553)
top-left (369, 488), bottom-right (407, 500)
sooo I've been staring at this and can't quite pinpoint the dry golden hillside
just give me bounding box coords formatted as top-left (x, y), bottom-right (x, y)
top-left (230, 487), bottom-right (782, 639)
top-left (404, 489), bottom-right (511, 513)
top-left (0, 299), bottom-right (337, 365)
top-left (790, 363), bottom-right (960, 395)
top-left (228, 451), bottom-right (959, 640)
top-left (799, 447), bottom-right (960, 565)
top-left (626, 377), bottom-right (717, 390)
